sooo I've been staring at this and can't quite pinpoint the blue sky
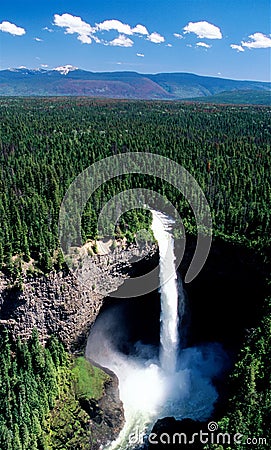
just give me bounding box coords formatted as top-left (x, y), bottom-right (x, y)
top-left (0, 0), bottom-right (270, 81)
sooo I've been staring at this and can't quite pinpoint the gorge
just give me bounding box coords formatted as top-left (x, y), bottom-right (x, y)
top-left (85, 211), bottom-right (263, 449)
top-left (0, 215), bottom-right (267, 449)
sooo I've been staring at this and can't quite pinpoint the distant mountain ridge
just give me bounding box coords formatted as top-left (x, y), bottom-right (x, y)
top-left (0, 66), bottom-right (270, 102)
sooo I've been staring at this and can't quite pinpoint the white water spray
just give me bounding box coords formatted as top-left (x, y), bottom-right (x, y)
top-left (86, 211), bottom-right (227, 450)
top-left (151, 211), bottom-right (180, 374)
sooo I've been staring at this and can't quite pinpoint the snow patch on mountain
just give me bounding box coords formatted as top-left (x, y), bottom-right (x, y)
top-left (53, 65), bottom-right (78, 75)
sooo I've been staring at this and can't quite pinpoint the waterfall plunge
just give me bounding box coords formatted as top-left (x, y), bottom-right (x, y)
top-left (86, 211), bottom-right (227, 450)
top-left (151, 211), bottom-right (180, 374)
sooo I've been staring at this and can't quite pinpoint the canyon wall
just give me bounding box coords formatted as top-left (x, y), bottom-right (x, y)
top-left (0, 244), bottom-right (157, 351)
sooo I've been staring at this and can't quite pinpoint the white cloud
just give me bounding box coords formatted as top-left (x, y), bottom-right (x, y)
top-left (166, 43), bottom-right (172, 47)
top-left (241, 32), bottom-right (271, 49)
top-left (0, 21), bottom-right (26, 36)
top-left (92, 35), bottom-right (101, 44)
top-left (109, 34), bottom-right (134, 47)
top-left (97, 19), bottom-right (133, 35)
top-left (230, 44), bottom-right (245, 52)
top-left (183, 21), bottom-right (222, 39)
top-left (43, 27), bottom-right (53, 32)
top-left (34, 37), bottom-right (43, 42)
top-left (173, 33), bottom-right (183, 39)
top-left (96, 19), bottom-right (149, 36)
top-left (41, 64), bottom-right (48, 68)
top-left (136, 52), bottom-right (144, 57)
top-left (196, 42), bottom-right (211, 48)
top-left (78, 34), bottom-right (92, 44)
top-left (54, 14), bottom-right (159, 47)
top-left (98, 19), bottom-right (162, 44)
top-left (54, 13), bottom-right (95, 44)
top-left (147, 32), bottom-right (165, 43)
top-left (132, 24), bottom-right (149, 35)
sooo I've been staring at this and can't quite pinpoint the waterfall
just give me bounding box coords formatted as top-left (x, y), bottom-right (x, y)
top-left (85, 210), bottom-right (226, 450)
top-left (151, 211), bottom-right (180, 373)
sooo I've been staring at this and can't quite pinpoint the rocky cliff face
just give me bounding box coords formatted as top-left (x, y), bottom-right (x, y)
top-left (0, 243), bottom-right (157, 351)
top-left (0, 244), bottom-right (157, 448)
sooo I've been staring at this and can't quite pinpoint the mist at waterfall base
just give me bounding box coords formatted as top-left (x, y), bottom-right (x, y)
top-left (86, 212), bottom-right (228, 450)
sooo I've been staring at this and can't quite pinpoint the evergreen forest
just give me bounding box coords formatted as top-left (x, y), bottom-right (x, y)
top-left (0, 98), bottom-right (270, 449)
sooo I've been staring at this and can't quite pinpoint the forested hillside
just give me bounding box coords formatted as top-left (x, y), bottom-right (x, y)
top-left (1, 69), bottom-right (270, 99)
top-left (0, 329), bottom-right (67, 449)
top-left (191, 89), bottom-right (271, 105)
top-left (0, 328), bottom-right (119, 449)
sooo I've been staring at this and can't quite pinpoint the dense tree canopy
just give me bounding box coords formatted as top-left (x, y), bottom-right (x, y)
top-left (0, 98), bottom-right (270, 276)
top-left (0, 329), bottom-right (67, 450)
top-left (0, 98), bottom-right (270, 449)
